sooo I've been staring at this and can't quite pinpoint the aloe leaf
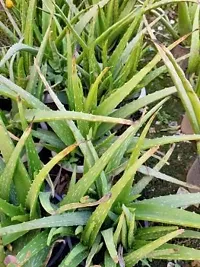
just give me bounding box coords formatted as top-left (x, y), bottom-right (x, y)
top-left (56, 193), bottom-right (111, 214)
top-left (178, 2), bottom-right (192, 36)
top-left (0, 157), bottom-right (5, 174)
top-left (83, 113), bottom-right (157, 245)
top-left (16, 230), bottom-right (49, 265)
top-left (85, 67), bottom-right (109, 113)
top-left (0, 122), bottom-right (31, 203)
top-left (113, 161), bottom-right (200, 191)
top-left (26, 142), bottom-right (78, 218)
top-left (94, 35), bottom-right (187, 117)
top-left (71, 58), bottom-right (89, 136)
top-left (179, 229), bottom-right (200, 239)
top-left (85, 235), bottom-right (102, 267)
top-left (0, 211), bottom-right (91, 236)
top-left (108, 8), bottom-right (143, 68)
top-left (66, 32), bottom-right (74, 110)
top-left (0, 21), bottom-right (18, 43)
top-left (132, 203), bottom-right (200, 229)
top-left (113, 212), bottom-right (125, 246)
top-left (17, 97), bottom-right (42, 179)
top-left (62, 125), bottom-right (137, 205)
top-left (59, 243), bottom-right (88, 267)
top-left (132, 144), bottom-right (175, 195)
top-left (104, 251), bottom-right (116, 267)
top-left (75, 0), bottom-right (110, 35)
top-left (23, 0), bottom-right (37, 69)
top-left (138, 192), bottom-right (200, 208)
top-left (135, 226), bottom-right (179, 240)
top-left (97, 87), bottom-right (176, 137)
top-left (95, 9), bottom-right (135, 45)
top-left (149, 243), bottom-right (200, 260)
top-left (129, 134), bottom-right (200, 151)
top-left (62, 99), bottom-right (167, 206)
top-left (82, 146), bottom-right (158, 246)
top-left (39, 192), bottom-right (56, 215)
top-left (47, 227), bottom-right (74, 246)
top-left (42, 0), bottom-right (55, 35)
top-left (16, 109), bottom-right (133, 125)
top-left (0, 43), bottom-right (37, 68)
top-left (26, 20), bottom-right (52, 96)
top-left (34, 66), bottom-right (108, 197)
top-left (0, 198), bottom-right (24, 218)
top-left (188, 5), bottom-right (200, 73)
top-left (145, 0), bottom-right (197, 12)
top-left (55, 4), bottom-right (88, 51)
top-left (31, 129), bottom-right (65, 150)
top-left (23, 247), bottom-right (49, 267)
top-left (0, 75), bottom-right (75, 145)
top-left (124, 229), bottom-right (184, 266)
top-left (146, 22), bottom-right (200, 133)
top-left (102, 228), bottom-right (118, 263)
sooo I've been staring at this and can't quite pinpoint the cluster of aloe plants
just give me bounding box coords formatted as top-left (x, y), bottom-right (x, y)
top-left (1, 0), bottom-right (200, 266)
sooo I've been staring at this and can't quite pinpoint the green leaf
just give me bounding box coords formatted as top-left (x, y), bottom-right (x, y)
top-left (104, 251), bottom-right (116, 267)
top-left (0, 211), bottom-right (91, 236)
top-left (26, 20), bottom-right (52, 96)
top-left (15, 109), bottom-right (133, 126)
top-left (147, 24), bottom-right (200, 133)
top-left (178, 2), bottom-right (192, 37)
top-left (0, 198), bottom-right (25, 218)
top-left (75, 0), bottom-right (110, 35)
top-left (124, 229), bottom-right (184, 266)
top-left (23, 0), bottom-right (37, 69)
top-left (0, 123), bottom-right (31, 202)
top-left (0, 43), bottom-right (37, 68)
top-left (0, 75), bottom-right (75, 145)
top-left (138, 192), bottom-right (200, 208)
top-left (188, 5), bottom-right (200, 73)
top-left (59, 243), bottom-right (88, 267)
top-left (26, 142), bottom-right (78, 218)
top-left (47, 227), bottom-right (74, 246)
top-left (102, 228), bottom-right (118, 263)
top-left (135, 226), bottom-right (179, 240)
top-left (17, 97), bottom-right (42, 179)
top-left (132, 203), bottom-right (200, 229)
top-left (82, 146), bottom-right (158, 246)
top-left (16, 230), bottom-right (49, 265)
top-left (149, 243), bottom-right (200, 260)
top-left (62, 99), bottom-right (167, 206)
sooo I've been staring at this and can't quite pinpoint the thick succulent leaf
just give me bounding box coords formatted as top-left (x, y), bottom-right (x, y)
top-left (17, 97), bottom-right (42, 179)
top-left (96, 87), bottom-right (176, 137)
top-left (59, 243), bottom-right (88, 267)
top-left (16, 230), bottom-right (49, 265)
top-left (0, 117), bottom-right (31, 205)
top-left (124, 229), bottom-right (183, 266)
top-left (149, 243), bottom-right (200, 260)
top-left (82, 147), bottom-right (158, 246)
top-left (0, 43), bottom-right (37, 68)
top-left (26, 143), bottom-right (78, 218)
top-left (135, 226), bottom-right (179, 240)
top-left (0, 124), bottom-right (31, 202)
top-left (62, 99), bottom-right (167, 206)
top-left (188, 5), bottom-right (200, 73)
top-left (132, 203), bottom-right (200, 229)
top-left (15, 109), bottom-right (133, 125)
top-left (0, 211), bottom-right (91, 236)
top-left (102, 228), bottom-right (118, 263)
top-left (138, 192), bottom-right (200, 208)
top-left (0, 75), bottom-right (75, 145)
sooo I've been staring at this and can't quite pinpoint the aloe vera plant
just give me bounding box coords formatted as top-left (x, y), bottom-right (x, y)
top-left (1, 0), bottom-right (200, 266)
